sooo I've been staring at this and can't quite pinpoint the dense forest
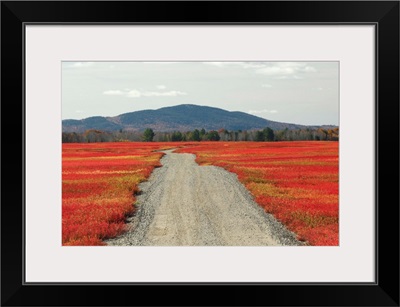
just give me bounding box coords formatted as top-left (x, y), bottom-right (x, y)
top-left (62, 127), bottom-right (339, 143)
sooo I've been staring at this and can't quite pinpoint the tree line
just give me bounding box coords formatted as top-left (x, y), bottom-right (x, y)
top-left (62, 127), bottom-right (338, 143)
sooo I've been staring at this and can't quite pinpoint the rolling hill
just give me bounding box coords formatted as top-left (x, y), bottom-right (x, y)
top-left (62, 104), bottom-right (335, 133)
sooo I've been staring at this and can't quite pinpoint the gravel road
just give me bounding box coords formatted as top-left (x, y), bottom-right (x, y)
top-left (106, 150), bottom-right (302, 246)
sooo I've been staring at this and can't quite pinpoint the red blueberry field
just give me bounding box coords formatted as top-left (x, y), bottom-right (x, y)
top-left (176, 141), bottom-right (339, 246)
top-left (63, 141), bottom-right (338, 246)
top-left (62, 142), bottom-right (178, 245)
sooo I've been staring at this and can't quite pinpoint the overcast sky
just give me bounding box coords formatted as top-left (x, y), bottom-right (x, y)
top-left (62, 61), bottom-right (339, 125)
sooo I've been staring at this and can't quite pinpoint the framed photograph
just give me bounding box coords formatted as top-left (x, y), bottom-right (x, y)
top-left (1, 1), bottom-right (399, 306)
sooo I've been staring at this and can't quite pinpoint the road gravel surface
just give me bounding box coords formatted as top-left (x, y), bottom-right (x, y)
top-left (106, 150), bottom-right (302, 246)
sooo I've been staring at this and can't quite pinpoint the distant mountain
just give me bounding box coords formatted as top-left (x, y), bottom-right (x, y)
top-left (62, 104), bottom-right (336, 133)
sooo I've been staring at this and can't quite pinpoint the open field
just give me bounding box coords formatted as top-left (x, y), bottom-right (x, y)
top-left (63, 141), bottom-right (338, 246)
top-left (176, 141), bottom-right (339, 245)
top-left (62, 142), bottom-right (179, 245)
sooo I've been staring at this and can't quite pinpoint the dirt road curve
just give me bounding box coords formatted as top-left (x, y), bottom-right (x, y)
top-left (106, 150), bottom-right (302, 246)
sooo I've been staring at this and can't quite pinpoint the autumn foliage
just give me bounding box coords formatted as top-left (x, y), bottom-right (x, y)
top-left (176, 141), bottom-right (339, 246)
top-left (62, 142), bottom-right (177, 245)
top-left (63, 141), bottom-right (338, 246)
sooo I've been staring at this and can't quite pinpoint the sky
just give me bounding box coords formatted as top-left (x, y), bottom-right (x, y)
top-left (62, 61), bottom-right (339, 126)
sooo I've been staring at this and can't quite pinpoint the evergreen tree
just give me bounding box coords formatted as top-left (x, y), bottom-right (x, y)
top-left (206, 130), bottom-right (220, 141)
top-left (142, 128), bottom-right (155, 142)
top-left (171, 131), bottom-right (183, 141)
top-left (192, 129), bottom-right (201, 141)
top-left (255, 130), bottom-right (265, 142)
top-left (262, 127), bottom-right (275, 141)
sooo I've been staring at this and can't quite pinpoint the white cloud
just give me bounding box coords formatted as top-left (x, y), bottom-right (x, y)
top-left (249, 109), bottom-right (278, 116)
top-left (204, 62), bottom-right (317, 79)
top-left (203, 62), bottom-right (228, 67)
top-left (256, 63), bottom-right (317, 79)
top-left (126, 90), bottom-right (142, 98)
top-left (157, 85), bottom-right (167, 90)
top-left (142, 90), bottom-right (187, 97)
top-left (261, 84), bottom-right (272, 88)
top-left (103, 90), bottom-right (124, 95)
top-left (104, 88), bottom-right (187, 98)
top-left (275, 75), bottom-right (303, 80)
top-left (304, 66), bottom-right (317, 72)
top-left (71, 62), bottom-right (95, 68)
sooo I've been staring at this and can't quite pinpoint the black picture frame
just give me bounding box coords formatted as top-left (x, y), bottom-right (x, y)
top-left (1, 1), bottom-right (399, 306)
